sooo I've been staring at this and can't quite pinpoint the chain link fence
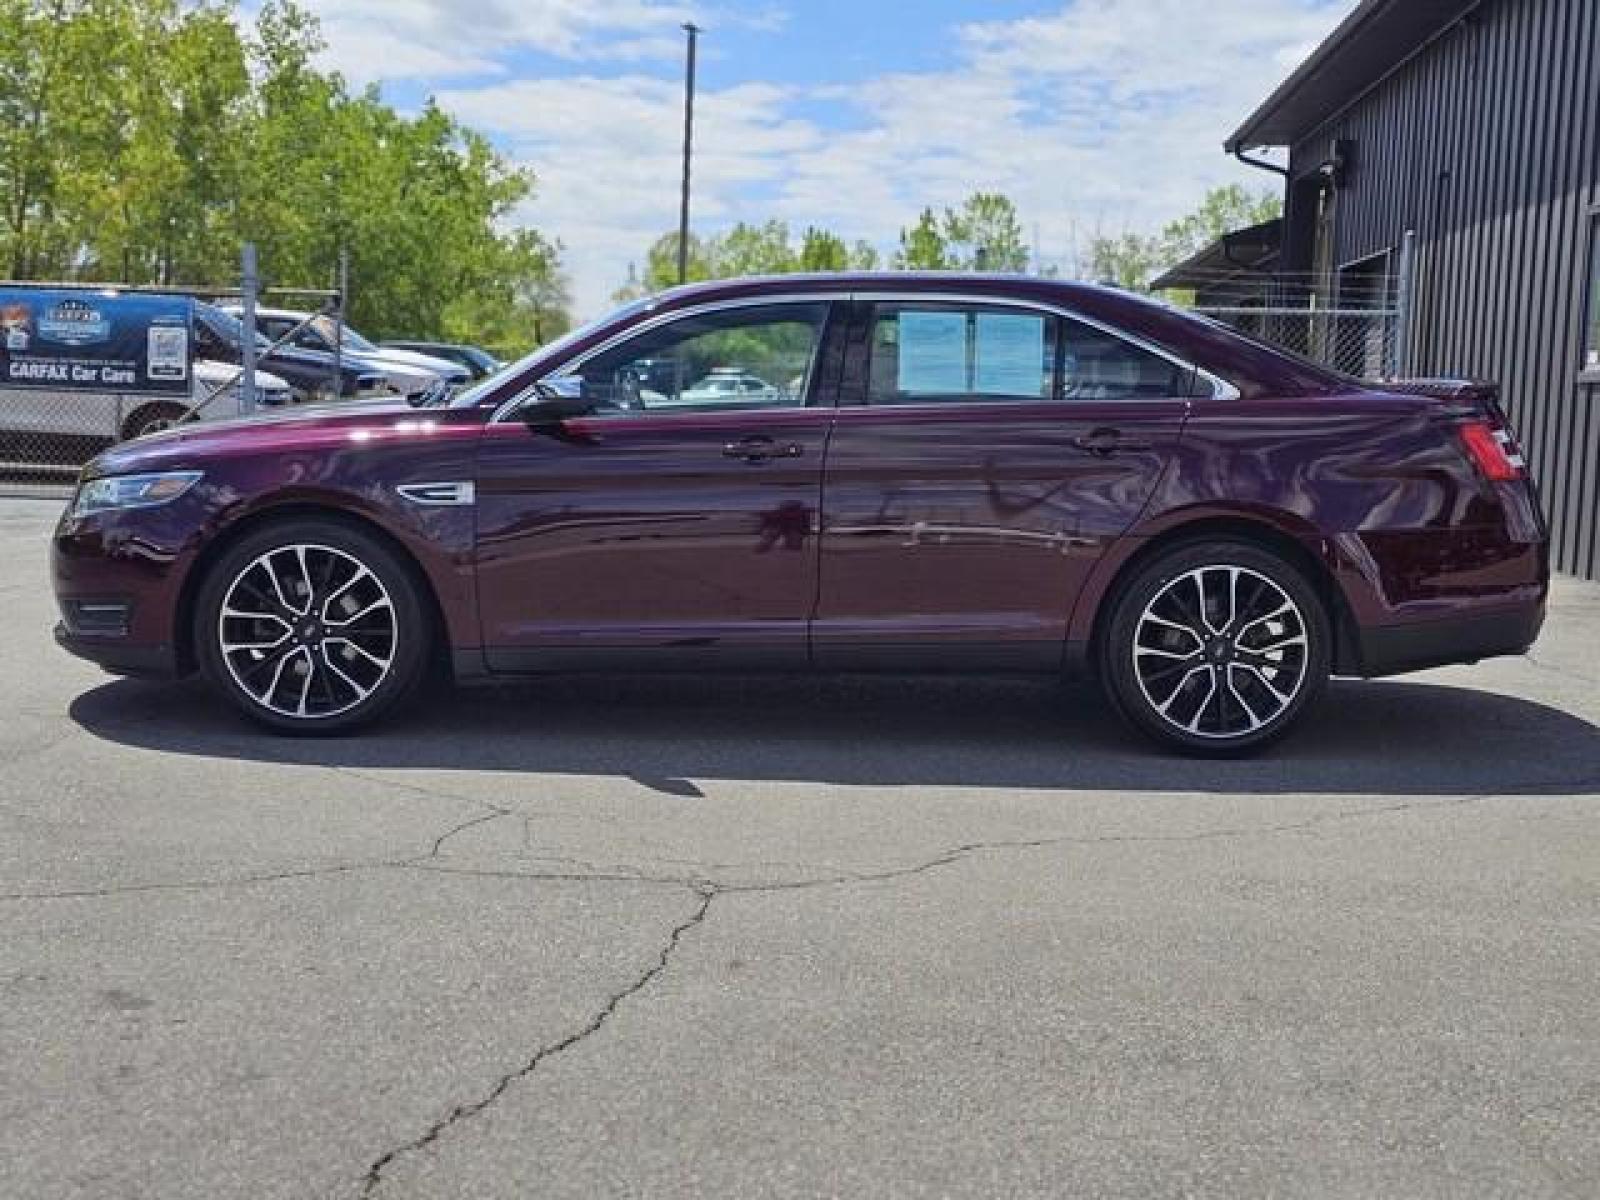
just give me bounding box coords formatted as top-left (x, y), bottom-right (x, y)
top-left (1189, 303), bottom-right (1403, 379)
top-left (1180, 231), bottom-right (1416, 382)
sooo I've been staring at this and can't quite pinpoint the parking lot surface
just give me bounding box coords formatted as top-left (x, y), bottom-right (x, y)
top-left (2, 490), bottom-right (1597, 1199)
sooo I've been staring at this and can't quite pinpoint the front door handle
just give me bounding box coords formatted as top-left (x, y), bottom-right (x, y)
top-left (723, 436), bottom-right (804, 463)
top-left (1073, 427), bottom-right (1153, 456)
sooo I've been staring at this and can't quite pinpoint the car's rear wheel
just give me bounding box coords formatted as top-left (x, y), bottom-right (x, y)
top-left (1099, 539), bottom-right (1330, 756)
top-left (194, 518), bottom-right (431, 733)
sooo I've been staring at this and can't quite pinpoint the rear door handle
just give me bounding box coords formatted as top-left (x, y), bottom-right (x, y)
top-left (1073, 428), bottom-right (1153, 456)
top-left (723, 436), bottom-right (804, 463)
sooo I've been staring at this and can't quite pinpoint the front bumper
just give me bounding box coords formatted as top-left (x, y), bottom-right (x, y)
top-left (52, 498), bottom-right (204, 681)
top-left (54, 621), bottom-right (181, 678)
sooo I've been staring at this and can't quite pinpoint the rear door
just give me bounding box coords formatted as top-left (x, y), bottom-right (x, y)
top-left (814, 297), bottom-right (1194, 670)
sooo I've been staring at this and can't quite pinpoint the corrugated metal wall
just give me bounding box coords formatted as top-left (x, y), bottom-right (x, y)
top-left (1283, 0), bottom-right (1600, 579)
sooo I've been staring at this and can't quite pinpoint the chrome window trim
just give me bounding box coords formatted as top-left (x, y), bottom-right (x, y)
top-left (848, 291), bottom-right (1239, 403)
top-left (490, 293), bottom-right (841, 424)
top-left (490, 289), bottom-right (1238, 423)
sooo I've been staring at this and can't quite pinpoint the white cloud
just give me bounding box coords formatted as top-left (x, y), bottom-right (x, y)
top-left (298, 0), bottom-right (781, 86)
top-left (421, 0), bottom-right (1352, 316)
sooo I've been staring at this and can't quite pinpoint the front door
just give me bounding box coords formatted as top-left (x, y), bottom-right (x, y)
top-left (814, 299), bottom-right (1192, 670)
top-left (475, 300), bottom-right (840, 671)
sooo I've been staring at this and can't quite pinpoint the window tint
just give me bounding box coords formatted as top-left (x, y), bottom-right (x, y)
top-left (867, 305), bottom-right (1056, 404)
top-left (1060, 319), bottom-right (1193, 400)
top-left (572, 302), bottom-right (827, 413)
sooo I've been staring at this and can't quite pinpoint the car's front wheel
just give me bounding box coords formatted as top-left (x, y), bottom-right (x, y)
top-left (1099, 539), bottom-right (1330, 755)
top-left (194, 518), bottom-right (431, 733)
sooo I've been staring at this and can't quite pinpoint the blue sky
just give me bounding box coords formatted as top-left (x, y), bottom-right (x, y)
top-left (297, 0), bottom-right (1355, 316)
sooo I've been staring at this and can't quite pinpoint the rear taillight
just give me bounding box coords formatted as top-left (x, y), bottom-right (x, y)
top-left (1458, 420), bottom-right (1525, 483)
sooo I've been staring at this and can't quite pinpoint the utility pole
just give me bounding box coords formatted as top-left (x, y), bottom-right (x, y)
top-left (676, 22), bottom-right (700, 286)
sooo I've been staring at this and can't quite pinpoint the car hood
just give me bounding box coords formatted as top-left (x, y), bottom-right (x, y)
top-left (371, 346), bottom-right (470, 377)
top-left (193, 358), bottom-right (288, 390)
top-left (84, 399), bottom-right (468, 478)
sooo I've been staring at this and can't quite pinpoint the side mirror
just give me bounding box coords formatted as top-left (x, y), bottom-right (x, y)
top-left (518, 381), bottom-right (597, 427)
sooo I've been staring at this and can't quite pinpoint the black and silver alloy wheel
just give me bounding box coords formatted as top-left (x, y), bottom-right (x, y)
top-left (218, 544), bottom-right (397, 720)
top-left (1133, 565), bottom-right (1309, 740)
top-left (195, 518), bottom-right (431, 733)
top-left (1101, 539), bottom-right (1330, 755)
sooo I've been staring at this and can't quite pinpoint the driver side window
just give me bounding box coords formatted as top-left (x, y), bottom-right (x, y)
top-left (571, 302), bottom-right (829, 414)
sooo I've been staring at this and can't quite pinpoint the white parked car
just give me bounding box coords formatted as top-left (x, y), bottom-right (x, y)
top-left (221, 305), bottom-right (470, 399)
top-left (673, 370), bottom-right (783, 407)
top-left (0, 358), bottom-right (292, 443)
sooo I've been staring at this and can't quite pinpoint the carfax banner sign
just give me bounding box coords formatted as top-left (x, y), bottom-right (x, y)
top-left (0, 287), bottom-right (191, 394)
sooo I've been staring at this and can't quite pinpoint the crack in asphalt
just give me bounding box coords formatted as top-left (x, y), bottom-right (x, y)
top-left (357, 888), bottom-right (716, 1198)
top-left (9, 772), bottom-right (1594, 903)
top-left (0, 861), bottom-right (397, 901)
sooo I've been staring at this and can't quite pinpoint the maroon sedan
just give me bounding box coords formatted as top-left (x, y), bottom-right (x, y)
top-left (51, 275), bottom-right (1548, 754)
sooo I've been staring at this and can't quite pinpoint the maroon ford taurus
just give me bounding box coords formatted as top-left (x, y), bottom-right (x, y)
top-left (51, 274), bottom-right (1548, 754)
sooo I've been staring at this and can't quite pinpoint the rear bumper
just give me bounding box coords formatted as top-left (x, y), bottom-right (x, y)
top-left (1352, 600), bottom-right (1545, 679)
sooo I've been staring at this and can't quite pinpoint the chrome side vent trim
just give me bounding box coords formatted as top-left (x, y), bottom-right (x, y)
top-left (396, 481), bottom-right (475, 506)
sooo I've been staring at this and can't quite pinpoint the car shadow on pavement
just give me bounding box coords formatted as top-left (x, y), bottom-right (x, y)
top-left (68, 673), bottom-right (1600, 798)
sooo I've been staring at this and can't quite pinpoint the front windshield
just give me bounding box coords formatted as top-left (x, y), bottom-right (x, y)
top-left (310, 314), bottom-right (378, 353)
top-left (452, 295), bottom-right (659, 407)
top-left (197, 302), bottom-right (271, 352)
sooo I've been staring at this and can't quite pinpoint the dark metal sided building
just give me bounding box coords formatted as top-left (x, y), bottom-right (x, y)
top-left (1228, 0), bottom-right (1600, 580)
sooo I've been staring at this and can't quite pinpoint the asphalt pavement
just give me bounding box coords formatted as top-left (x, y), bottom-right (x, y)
top-left (2, 490), bottom-right (1597, 1199)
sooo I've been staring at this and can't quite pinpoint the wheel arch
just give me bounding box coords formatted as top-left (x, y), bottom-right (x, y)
top-left (1078, 514), bottom-right (1361, 678)
top-left (174, 502), bottom-right (451, 679)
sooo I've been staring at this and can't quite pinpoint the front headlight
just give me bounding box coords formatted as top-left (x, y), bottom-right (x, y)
top-left (71, 471), bottom-right (204, 517)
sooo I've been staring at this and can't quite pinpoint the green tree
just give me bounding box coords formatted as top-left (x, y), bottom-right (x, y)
top-left (1158, 183), bottom-right (1281, 267)
top-left (0, 0), bottom-right (566, 346)
top-left (0, 0), bottom-right (108, 276)
top-left (444, 229), bottom-right (570, 354)
top-left (1085, 232), bottom-right (1161, 290)
top-left (619, 219), bottom-right (879, 296)
top-left (893, 208), bottom-right (954, 270)
top-left (942, 192), bottom-right (1029, 271)
top-left (849, 240), bottom-right (881, 270)
top-left (712, 220), bottom-right (796, 277)
top-left (798, 226), bottom-right (849, 272)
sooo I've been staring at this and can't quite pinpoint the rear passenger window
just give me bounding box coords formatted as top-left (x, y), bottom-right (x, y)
top-left (1060, 319), bottom-right (1193, 400)
top-left (867, 305), bottom-right (1057, 404)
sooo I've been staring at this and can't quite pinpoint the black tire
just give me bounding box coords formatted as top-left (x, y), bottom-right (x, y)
top-left (193, 517), bottom-right (432, 734)
top-left (121, 402), bottom-right (190, 441)
top-left (1098, 538), bottom-right (1331, 756)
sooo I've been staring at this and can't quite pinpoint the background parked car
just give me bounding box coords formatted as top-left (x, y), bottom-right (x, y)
top-left (0, 358), bottom-right (291, 446)
top-left (380, 340), bottom-right (504, 380)
top-left (220, 305), bottom-right (469, 399)
top-left (194, 303), bottom-right (384, 403)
